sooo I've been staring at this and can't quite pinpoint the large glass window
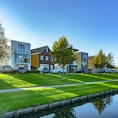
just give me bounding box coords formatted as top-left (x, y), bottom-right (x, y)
top-left (15, 53), bottom-right (30, 63)
top-left (18, 44), bottom-right (25, 52)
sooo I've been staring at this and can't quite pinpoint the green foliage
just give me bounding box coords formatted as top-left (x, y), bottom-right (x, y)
top-left (116, 66), bottom-right (118, 70)
top-left (50, 36), bottom-right (76, 68)
top-left (106, 53), bottom-right (114, 68)
top-left (93, 49), bottom-right (106, 69)
top-left (93, 97), bottom-right (112, 114)
top-left (93, 49), bottom-right (114, 69)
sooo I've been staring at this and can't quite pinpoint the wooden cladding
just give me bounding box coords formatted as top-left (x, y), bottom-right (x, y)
top-left (31, 54), bottom-right (39, 68)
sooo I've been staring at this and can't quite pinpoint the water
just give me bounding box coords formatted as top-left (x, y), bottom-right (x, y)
top-left (40, 94), bottom-right (118, 118)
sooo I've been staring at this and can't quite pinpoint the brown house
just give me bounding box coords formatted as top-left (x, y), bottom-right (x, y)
top-left (31, 46), bottom-right (54, 71)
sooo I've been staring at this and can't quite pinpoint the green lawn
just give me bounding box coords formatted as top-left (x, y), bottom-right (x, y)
top-left (0, 73), bottom-right (118, 89)
top-left (0, 81), bottom-right (118, 114)
top-left (0, 73), bottom-right (118, 114)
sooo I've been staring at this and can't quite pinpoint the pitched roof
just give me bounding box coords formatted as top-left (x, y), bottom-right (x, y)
top-left (31, 46), bottom-right (50, 54)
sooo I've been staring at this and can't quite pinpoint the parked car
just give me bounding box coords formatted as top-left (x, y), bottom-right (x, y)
top-left (50, 68), bottom-right (67, 74)
top-left (0, 65), bottom-right (14, 73)
top-left (98, 69), bottom-right (108, 73)
top-left (36, 67), bottom-right (49, 73)
top-left (18, 67), bottom-right (27, 73)
top-left (76, 70), bottom-right (82, 73)
top-left (109, 68), bottom-right (116, 73)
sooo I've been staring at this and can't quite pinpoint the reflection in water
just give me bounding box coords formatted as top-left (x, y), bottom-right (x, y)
top-left (92, 96), bottom-right (112, 114)
top-left (53, 109), bottom-right (77, 118)
top-left (41, 94), bottom-right (118, 118)
top-left (40, 108), bottom-right (77, 118)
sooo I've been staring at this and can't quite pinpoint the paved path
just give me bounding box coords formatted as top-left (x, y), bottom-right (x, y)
top-left (0, 79), bottom-right (118, 93)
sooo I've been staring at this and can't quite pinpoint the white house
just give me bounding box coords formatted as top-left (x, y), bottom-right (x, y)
top-left (2, 40), bottom-right (31, 70)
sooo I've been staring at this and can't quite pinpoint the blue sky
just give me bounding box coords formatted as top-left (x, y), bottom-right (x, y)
top-left (0, 0), bottom-right (118, 66)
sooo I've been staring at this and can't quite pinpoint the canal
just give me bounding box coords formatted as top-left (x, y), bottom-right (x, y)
top-left (41, 94), bottom-right (118, 118)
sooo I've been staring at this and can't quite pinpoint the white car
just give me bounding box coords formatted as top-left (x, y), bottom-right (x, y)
top-left (36, 67), bottom-right (49, 73)
top-left (50, 68), bottom-right (67, 74)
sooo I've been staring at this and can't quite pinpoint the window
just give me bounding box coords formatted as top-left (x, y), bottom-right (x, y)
top-left (46, 47), bottom-right (48, 52)
top-left (18, 44), bottom-right (25, 52)
top-left (40, 55), bottom-right (44, 60)
top-left (45, 56), bottom-right (49, 61)
top-left (73, 61), bottom-right (76, 65)
top-left (15, 53), bottom-right (30, 63)
top-left (50, 56), bottom-right (53, 61)
top-left (40, 64), bottom-right (49, 70)
top-left (19, 55), bottom-right (23, 62)
top-left (50, 65), bottom-right (53, 70)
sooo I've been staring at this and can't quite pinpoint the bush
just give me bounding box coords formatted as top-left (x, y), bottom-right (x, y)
top-left (26, 70), bottom-right (40, 73)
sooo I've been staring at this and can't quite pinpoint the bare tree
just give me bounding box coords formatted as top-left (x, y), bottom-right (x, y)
top-left (0, 23), bottom-right (10, 63)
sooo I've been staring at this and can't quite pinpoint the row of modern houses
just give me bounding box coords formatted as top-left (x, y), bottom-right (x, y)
top-left (0, 40), bottom-right (94, 73)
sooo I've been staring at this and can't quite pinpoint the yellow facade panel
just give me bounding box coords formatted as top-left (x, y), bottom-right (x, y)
top-left (31, 54), bottom-right (39, 68)
top-left (75, 53), bottom-right (81, 70)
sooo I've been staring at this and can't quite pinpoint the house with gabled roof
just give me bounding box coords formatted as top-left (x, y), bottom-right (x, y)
top-left (31, 46), bottom-right (54, 71)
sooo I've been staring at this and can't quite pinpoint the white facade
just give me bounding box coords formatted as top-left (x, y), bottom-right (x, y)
top-left (8, 40), bottom-right (31, 70)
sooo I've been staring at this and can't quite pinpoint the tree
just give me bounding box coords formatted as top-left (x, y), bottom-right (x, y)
top-left (93, 96), bottom-right (112, 114)
top-left (93, 49), bottom-right (115, 70)
top-left (0, 23), bottom-right (10, 63)
top-left (54, 108), bottom-right (77, 118)
top-left (93, 49), bottom-right (106, 69)
top-left (106, 53), bottom-right (114, 68)
top-left (50, 36), bottom-right (76, 80)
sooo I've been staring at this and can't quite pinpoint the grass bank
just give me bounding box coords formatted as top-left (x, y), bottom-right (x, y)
top-left (0, 81), bottom-right (118, 114)
top-left (0, 73), bottom-right (118, 89)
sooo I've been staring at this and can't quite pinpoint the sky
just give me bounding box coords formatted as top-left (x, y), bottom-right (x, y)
top-left (0, 0), bottom-right (118, 66)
